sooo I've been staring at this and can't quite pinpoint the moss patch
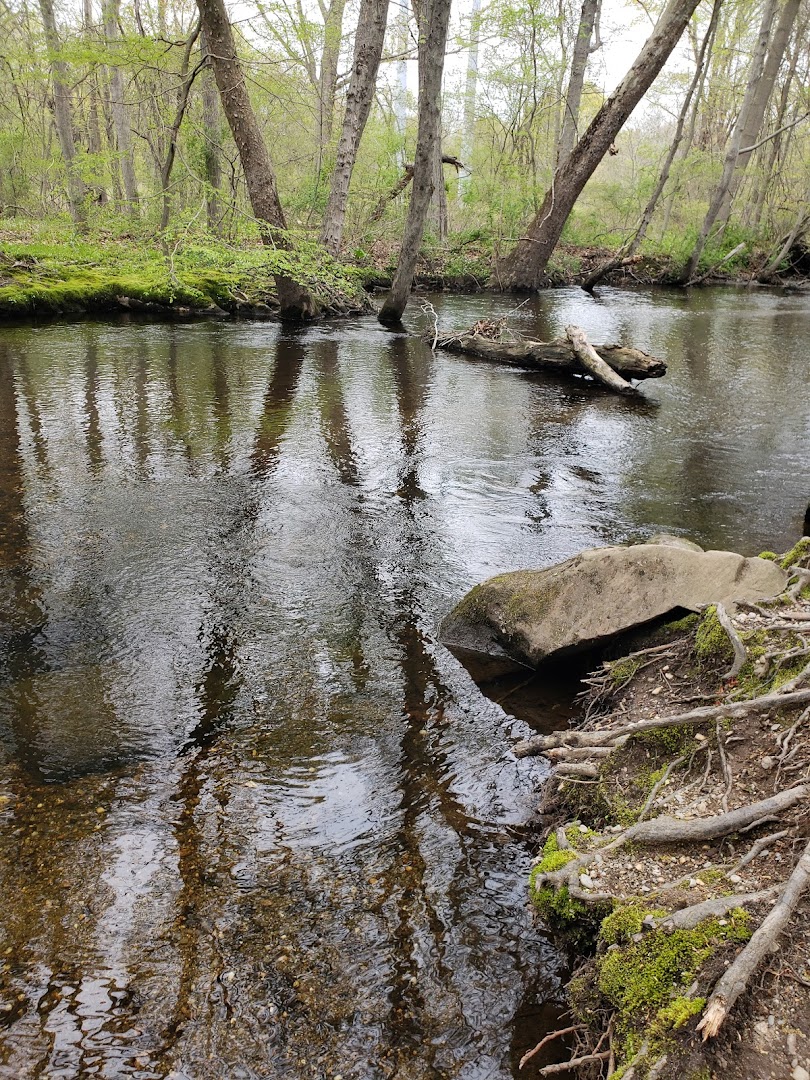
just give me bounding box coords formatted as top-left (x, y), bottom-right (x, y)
top-left (694, 605), bottom-right (734, 666)
top-left (780, 537), bottom-right (810, 570)
top-left (597, 909), bottom-right (750, 1021)
top-left (0, 237), bottom-right (368, 318)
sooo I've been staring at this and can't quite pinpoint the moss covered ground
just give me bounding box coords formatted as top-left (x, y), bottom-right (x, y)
top-left (0, 233), bottom-right (369, 318)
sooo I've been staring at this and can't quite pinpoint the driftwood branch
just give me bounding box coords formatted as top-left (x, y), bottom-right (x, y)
top-left (533, 787), bottom-right (808, 895)
top-left (538, 1051), bottom-right (611, 1076)
top-left (435, 333), bottom-right (666, 381)
top-left (697, 836), bottom-right (810, 1039)
top-left (565, 324), bottom-right (636, 393)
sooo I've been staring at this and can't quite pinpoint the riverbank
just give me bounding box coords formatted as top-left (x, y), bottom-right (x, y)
top-left (520, 539), bottom-right (810, 1080)
top-left (2, 231), bottom-right (808, 321)
top-left (0, 234), bottom-right (371, 319)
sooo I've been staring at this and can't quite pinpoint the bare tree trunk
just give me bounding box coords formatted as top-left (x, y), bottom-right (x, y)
top-left (38, 0), bottom-right (87, 227)
top-left (458, 0), bottom-right (481, 202)
top-left (103, 0), bottom-right (139, 213)
top-left (320, 0), bottom-right (389, 254)
top-left (378, 0), bottom-right (453, 324)
top-left (498, 0), bottom-right (702, 291)
top-left (82, 0), bottom-right (107, 206)
top-left (427, 138), bottom-right (448, 238)
top-left (556, 0), bottom-right (601, 170)
top-left (582, 0), bottom-right (722, 290)
top-left (159, 22), bottom-right (202, 232)
top-left (680, 0), bottom-right (778, 283)
top-left (394, 5), bottom-right (409, 164)
top-left (317, 0), bottom-right (347, 156)
top-left (199, 27), bottom-right (224, 233)
top-left (196, 0), bottom-right (317, 318)
top-left (720, 0), bottom-right (801, 223)
top-left (747, 20), bottom-right (804, 230)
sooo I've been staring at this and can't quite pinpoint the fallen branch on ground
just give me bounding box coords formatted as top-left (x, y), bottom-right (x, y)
top-left (518, 1025), bottom-right (584, 1070)
top-left (651, 886), bottom-right (780, 931)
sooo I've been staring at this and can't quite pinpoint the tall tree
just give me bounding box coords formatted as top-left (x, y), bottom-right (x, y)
top-left (320, 0), bottom-right (389, 254)
top-left (720, 0), bottom-right (802, 222)
top-left (103, 0), bottom-right (140, 212)
top-left (199, 27), bottom-right (224, 234)
top-left (582, 0), bottom-right (722, 291)
top-left (497, 0), bottom-right (704, 290)
top-left (556, 0), bottom-right (601, 169)
top-left (38, 0), bottom-right (88, 226)
top-left (679, 0), bottom-right (779, 283)
top-left (458, 0), bottom-right (481, 202)
top-left (196, 0), bottom-right (317, 318)
top-left (378, 0), bottom-right (453, 324)
top-left (317, 0), bottom-right (347, 154)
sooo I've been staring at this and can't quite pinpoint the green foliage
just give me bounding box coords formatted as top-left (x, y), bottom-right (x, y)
top-left (656, 993), bottom-right (708, 1028)
top-left (635, 724), bottom-right (694, 754)
top-left (610, 657), bottom-right (642, 688)
top-left (662, 613), bottom-right (700, 635)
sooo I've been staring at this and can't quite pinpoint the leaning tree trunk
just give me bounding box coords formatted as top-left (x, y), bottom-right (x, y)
top-left (720, 0), bottom-right (801, 224)
top-left (82, 0), bottom-right (108, 206)
top-left (679, 0), bottom-right (779, 284)
top-left (320, 0), bottom-right (389, 254)
top-left (38, 0), bottom-right (87, 227)
top-left (582, 0), bottom-right (722, 291)
top-left (557, 0), bottom-right (601, 170)
top-left (196, 0), bottom-right (317, 318)
top-left (497, 0), bottom-right (703, 291)
top-left (378, 0), bottom-right (453, 325)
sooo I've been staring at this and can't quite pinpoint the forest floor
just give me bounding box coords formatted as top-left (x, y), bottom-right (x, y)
top-left (519, 538), bottom-right (810, 1080)
top-left (2, 230), bottom-right (808, 321)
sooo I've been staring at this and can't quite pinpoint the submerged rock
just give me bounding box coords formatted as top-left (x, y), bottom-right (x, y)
top-left (439, 539), bottom-right (787, 667)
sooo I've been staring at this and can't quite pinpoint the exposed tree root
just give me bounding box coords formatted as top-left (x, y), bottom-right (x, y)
top-left (697, 836), bottom-right (810, 1039)
top-left (518, 1024), bottom-right (584, 1070)
top-left (650, 886), bottom-right (780, 931)
top-left (715, 601), bottom-right (747, 680)
top-left (533, 787), bottom-right (808, 901)
top-left (513, 687), bottom-right (810, 756)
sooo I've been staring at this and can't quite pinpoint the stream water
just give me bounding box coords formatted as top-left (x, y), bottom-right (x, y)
top-left (0, 287), bottom-right (808, 1080)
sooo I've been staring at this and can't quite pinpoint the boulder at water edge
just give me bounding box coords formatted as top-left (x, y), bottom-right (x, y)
top-left (439, 539), bottom-right (787, 667)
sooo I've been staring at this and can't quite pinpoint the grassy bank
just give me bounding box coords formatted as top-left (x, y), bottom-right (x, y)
top-left (0, 232), bottom-right (370, 319)
top-left (1, 222), bottom-right (807, 322)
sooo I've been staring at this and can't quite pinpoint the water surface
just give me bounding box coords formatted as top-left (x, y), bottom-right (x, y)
top-left (0, 287), bottom-right (808, 1079)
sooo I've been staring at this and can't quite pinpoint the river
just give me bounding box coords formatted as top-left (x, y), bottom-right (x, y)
top-left (0, 287), bottom-right (808, 1080)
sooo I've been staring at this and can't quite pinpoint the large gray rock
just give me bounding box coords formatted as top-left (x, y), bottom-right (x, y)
top-left (440, 542), bottom-right (787, 667)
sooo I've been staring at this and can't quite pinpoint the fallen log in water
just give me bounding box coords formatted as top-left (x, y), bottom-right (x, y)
top-left (435, 329), bottom-right (666, 385)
